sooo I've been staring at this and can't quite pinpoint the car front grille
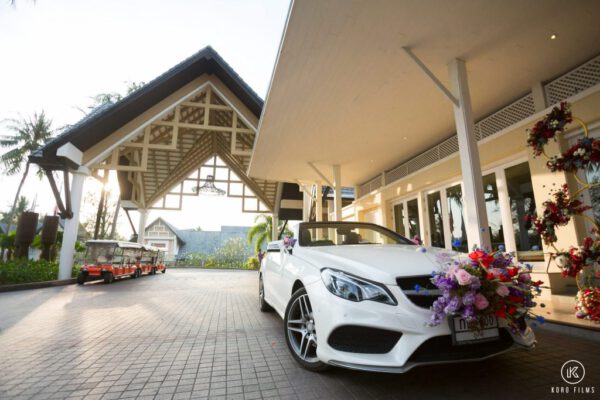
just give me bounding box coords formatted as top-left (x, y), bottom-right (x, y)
top-left (327, 325), bottom-right (402, 354)
top-left (396, 275), bottom-right (440, 308)
top-left (407, 329), bottom-right (515, 363)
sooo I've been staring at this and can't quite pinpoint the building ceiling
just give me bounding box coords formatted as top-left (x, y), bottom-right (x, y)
top-left (251, 0), bottom-right (600, 186)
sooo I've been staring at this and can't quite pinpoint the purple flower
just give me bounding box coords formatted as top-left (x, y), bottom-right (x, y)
top-left (462, 291), bottom-right (476, 306)
top-left (469, 277), bottom-right (481, 290)
top-left (414, 284), bottom-right (421, 293)
top-left (462, 305), bottom-right (475, 320)
top-left (444, 296), bottom-right (462, 314)
top-left (536, 316), bottom-right (545, 324)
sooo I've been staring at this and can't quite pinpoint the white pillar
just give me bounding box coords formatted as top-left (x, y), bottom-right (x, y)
top-left (302, 189), bottom-right (311, 222)
top-left (272, 213), bottom-right (278, 241)
top-left (137, 209), bottom-right (148, 244)
top-left (58, 167), bottom-right (89, 280)
top-left (333, 165), bottom-right (342, 221)
top-left (315, 182), bottom-right (323, 222)
top-left (448, 59), bottom-right (491, 250)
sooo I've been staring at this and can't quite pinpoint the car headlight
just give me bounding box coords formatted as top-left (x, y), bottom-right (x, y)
top-left (321, 268), bottom-right (397, 306)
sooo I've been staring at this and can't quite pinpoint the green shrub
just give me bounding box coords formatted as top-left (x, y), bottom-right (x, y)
top-left (0, 259), bottom-right (79, 285)
top-left (243, 256), bottom-right (260, 270)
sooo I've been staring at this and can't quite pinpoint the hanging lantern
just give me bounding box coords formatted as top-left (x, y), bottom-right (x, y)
top-left (192, 175), bottom-right (226, 196)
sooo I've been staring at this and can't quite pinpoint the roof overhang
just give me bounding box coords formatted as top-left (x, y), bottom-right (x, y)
top-left (30, 46), bottom-right (263, 170)
top-left (250, 0), bottom-right (600, 186)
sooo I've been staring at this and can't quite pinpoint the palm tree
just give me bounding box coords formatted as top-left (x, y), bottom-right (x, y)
top-left (247, 215), bottom-right (292, 253)
top-left (0, 111), bottom-right (53, 234)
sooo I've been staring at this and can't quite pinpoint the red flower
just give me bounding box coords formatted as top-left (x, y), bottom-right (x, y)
top-left (532, 280), bottom-right (544, 287)
top-left (508, 295), bottom-right (524, 304)
top-left (507, 306), bottom-right (517, 315)
top-left (469, 251), bottom-right (494, 267)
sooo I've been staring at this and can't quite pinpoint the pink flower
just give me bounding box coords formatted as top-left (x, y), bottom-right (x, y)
top-left (519, 273), bottom-right (531, 283)
top-left (496, 284), bottom-right (510, 297)
top-left (474, 293), bottom-right (489, 310)
top-left (454, 269), bottom-right (472, 286)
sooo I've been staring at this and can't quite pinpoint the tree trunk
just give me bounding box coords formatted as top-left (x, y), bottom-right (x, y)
top-left (93, 173), bottom-right (108, 239)
top-left (109, 198), bottom-right (120, 239)
top-left (6, 162), bottom-right (30, 234)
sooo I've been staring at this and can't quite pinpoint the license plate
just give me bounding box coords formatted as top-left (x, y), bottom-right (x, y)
top-left (449, 314), bottom-right (499, 345)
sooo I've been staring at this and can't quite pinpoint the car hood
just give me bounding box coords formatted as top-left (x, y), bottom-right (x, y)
top-left (294, 245), bottom-right (453, 285)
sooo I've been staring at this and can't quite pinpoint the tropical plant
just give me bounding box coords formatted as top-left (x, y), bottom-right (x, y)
top-left (0, 196), bottom-right (29, 226)
top-left (247, 214), bottom-right (292, 253)
top-left (0, 111), bottom-right (53, 234)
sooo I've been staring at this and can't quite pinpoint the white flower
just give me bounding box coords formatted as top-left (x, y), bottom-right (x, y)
top-left (555, 254), bottom-right (569, 268)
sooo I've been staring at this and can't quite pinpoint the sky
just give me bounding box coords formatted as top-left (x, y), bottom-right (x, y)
top-left (0, 0), bottom-right (290, 235)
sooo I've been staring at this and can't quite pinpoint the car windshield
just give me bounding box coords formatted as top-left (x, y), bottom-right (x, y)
top-left (298, 222), bottom-right (414, 247)
top-left (84, 243), bottom-right (117, 264)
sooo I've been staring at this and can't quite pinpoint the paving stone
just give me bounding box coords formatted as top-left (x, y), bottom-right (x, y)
top-left (0, 269), bottom-right (598, 400)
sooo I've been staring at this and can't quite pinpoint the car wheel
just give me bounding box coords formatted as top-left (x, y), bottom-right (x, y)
top-left (131, 269), bottom-right (138, 279)
top-left (284, 288), bottom-right (329, 372)
top-left (76, 273), bottom-right (86, 285)
top-left (161, 268), bottom-right (166, 274)
top-left (259, 274), bottom-right (273, 312)
top-left (103, 272), bottom-right (114, 284)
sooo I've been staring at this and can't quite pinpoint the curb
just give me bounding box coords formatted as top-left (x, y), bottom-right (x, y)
top-left (0, 278), bottom-right (77, 293)
top-left (535, 320), bottom-right (600, 342)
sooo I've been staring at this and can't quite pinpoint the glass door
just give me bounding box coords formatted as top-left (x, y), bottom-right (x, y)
top-left (392, 197), bottom-right (421, 242)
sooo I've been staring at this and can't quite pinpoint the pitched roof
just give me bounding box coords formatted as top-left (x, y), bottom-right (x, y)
top-left (145, 217), bottom-right (186, 245)
top-left (30, 46), bottom-right (264, 169)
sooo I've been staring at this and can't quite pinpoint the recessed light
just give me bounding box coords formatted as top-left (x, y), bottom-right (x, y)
top-left (403, 136), bottom-right (408, 140)
top-left (550, 34), bottom-right (557, 40)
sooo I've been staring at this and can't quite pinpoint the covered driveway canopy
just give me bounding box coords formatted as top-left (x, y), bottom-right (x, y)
top-left (31, 46), bottom-right (278, 215)
top-left (29, 47), bottom-right (282, 279)
top-left (251, 0), bottom-right (600, 186)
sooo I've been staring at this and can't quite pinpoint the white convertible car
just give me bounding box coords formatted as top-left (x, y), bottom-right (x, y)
top-left (259, 221), bottom-right (536, 372)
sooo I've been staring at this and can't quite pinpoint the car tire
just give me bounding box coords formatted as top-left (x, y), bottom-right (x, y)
top-left (76, 273), bottom-right (86, 285)
top-left (284, 287), bottom-right (329, 372)
top-left (259, 274), bottom-right (273, 312)
top-left (161, 268), bottom-right (166, 274)
top-left (103, 272), bottom-right (114, 284)
top-left (131, 269), bottom-right (138, 279)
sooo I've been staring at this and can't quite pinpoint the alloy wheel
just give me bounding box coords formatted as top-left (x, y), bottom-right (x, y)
top-left (286, 293), bottom-right (319, 362)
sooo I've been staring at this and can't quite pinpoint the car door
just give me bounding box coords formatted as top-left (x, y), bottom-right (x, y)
top-left (263, 242), bottom-right (286, 313)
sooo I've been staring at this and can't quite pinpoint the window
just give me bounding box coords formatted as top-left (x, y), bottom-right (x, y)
top-left (585, 162), bottom-right (600, 227)
top-left (407, 199), bottom-right (420, 240)
top-left (505, 162), bottom-right (542, 257)
top-left (446, 184), bottom-right (467, 252)
top-left (393, 203), bottom-right (406, 236)
top-left (392, 198), bottom-right (421, 242)
top-left (427, 191), bottom-right (445, 248)
top-left (483, 173), bottom-right (504, 249)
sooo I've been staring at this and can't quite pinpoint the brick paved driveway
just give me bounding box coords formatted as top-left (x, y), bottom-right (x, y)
top-left (0, 269), bottom-right (598, 400)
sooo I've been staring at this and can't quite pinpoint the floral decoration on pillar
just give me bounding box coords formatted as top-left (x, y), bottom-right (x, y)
top-left (526, 101), bottom-right (600, 322)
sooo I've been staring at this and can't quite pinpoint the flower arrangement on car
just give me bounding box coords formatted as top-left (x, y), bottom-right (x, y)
top-left (428, 249), bottom-right (543, 333)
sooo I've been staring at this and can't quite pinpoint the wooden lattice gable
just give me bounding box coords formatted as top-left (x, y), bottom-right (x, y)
top-left (89, 81), bottom-right (277, 212)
